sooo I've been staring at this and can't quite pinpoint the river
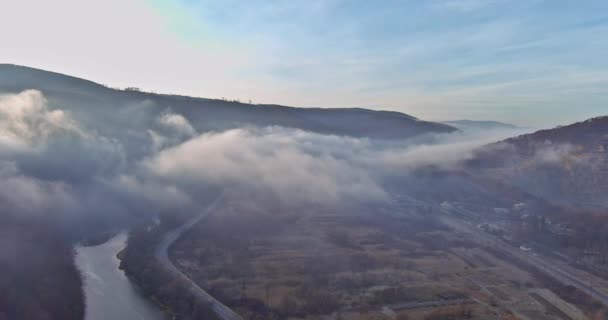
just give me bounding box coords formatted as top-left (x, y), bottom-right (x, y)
top-left (75, 232), bottom-right (169, 320)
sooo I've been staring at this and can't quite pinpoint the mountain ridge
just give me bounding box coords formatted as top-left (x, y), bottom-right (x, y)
top-left (0, 64), bottom-right (455, 140)
top-left (443, 119), bottom-right (520, 130)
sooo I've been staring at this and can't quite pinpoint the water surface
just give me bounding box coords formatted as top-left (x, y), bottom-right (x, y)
top-left (75, 233), bottom-right (168, 320)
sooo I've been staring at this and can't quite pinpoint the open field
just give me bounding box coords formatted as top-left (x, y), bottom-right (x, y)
top-left (167, 193), bottom-right (595, 319)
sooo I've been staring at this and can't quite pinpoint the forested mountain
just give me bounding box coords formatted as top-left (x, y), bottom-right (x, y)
top-left (470, 116), bottom-right (608, 208)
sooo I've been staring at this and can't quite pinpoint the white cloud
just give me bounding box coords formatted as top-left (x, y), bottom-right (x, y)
top-left (0, 90), bottom-right (81, 152)
top-left (141, 125), bottom-right (525, 205)
top-left (0, 89), bottom-right (525, 222)
top-left (147, 129), bottom-right (169, 151)
top-left (144, 128), bottom-right (387, 204)
top-left (0, 161), bottom-right (76, 218)
top-left (158, 112), bottom-right (195, 137)
top-left (379, 140), bottom-right (480, 170)
top-left (533, 143), bottom-right (583, 165)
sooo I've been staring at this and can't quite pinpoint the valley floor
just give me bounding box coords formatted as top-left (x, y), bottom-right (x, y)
top-left (168, 193), bottom-right (598, 320)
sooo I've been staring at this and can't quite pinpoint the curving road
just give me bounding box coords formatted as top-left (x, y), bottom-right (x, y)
top-left (154, 192), bottom-right (243, 320)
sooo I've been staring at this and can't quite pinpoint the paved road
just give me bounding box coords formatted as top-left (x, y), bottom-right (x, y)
top-left (343, 298), bottom-right (471, 314)
top-left (155, 193), bottom-right (243, 320)
top-left (390, 299), bottom-right (472, 311)
top-left (440, 209), bottom-right (608, 307)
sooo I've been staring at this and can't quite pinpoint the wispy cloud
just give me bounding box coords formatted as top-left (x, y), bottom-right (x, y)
top-left (2, 0), bottom-right (607, 126)
top-left (429, 0), bottom-right (505, 12)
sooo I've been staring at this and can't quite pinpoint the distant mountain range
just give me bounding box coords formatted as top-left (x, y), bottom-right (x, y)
top-left (0, 64), bottom-right (455, 141)
top-left (443, 119), bottom-right (520, 131)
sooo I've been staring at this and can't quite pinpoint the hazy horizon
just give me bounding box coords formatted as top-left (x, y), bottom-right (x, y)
top-left (3, 0), bottom-right (607, 128)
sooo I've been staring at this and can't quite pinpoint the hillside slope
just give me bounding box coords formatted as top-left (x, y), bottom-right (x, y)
top-left (0, 64), bottom-right (455, 141)
top-left (470, 116), bottom-right (608, 208)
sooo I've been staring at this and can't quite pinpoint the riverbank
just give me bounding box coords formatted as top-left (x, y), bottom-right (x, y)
top-left (75, 232), bottom-right (169, 320)
top-left (119, 218), bottom-right (220, 319)
top-left (0, 218), bottom-right (84, 320)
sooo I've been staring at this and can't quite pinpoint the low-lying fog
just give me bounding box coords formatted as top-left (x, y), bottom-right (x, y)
top-left (0, 89), bottom-right (534, 235)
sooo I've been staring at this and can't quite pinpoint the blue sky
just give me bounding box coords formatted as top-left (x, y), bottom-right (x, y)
top-left (3, 0), bottom-right (608, 127)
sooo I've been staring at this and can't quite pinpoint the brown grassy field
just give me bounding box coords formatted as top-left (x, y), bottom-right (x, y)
top-left (170, 193), bottom-right (588, 320)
